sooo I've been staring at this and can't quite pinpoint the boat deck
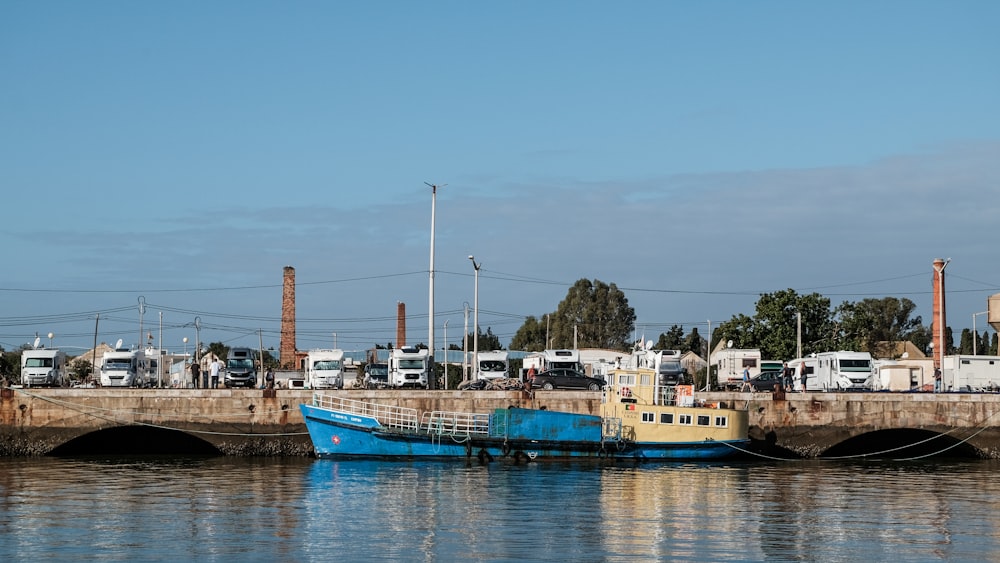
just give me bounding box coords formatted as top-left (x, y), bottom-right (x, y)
top-left (312, 393), bottom-right (490, 436)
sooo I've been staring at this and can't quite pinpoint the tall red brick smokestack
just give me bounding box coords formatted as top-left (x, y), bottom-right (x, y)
top-left (280, 266), bottom-right (297, 369)
top-left (396, 302), bottom-right (406, 348)
top-left (932, 258), bottom-right (949, 369)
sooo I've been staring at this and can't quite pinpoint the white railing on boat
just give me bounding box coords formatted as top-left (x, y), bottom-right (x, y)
top-left (420, 411), bottom-right (491, 436)
top-left (312, 393), bottom-right (419, 431)
top-left (312, 393), bottom-right (490, 436)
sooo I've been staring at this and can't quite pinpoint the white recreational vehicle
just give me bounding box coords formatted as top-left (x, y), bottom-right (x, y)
top-left (941, 355), bottom-right (1000, 392)
top-left (20, 347), bottom-right (67, 387)
top-left (812, 351), bottom-right (873, 391)
top-left (476, 350), bottom-right (509, 380)
top-left (523, 349), bottom-right (583, 375)
top-left (711, 348), bottom-right (762, 391)
top-left (305, 349), bottom-right (345, 389)
top-left (389, 346), bottom-right (429, 389)
top-left (100, 344), bottom-right (148, 388)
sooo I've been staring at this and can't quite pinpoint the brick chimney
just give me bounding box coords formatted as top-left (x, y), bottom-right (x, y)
top-left (280, 266), bottom-right (297, 369)
top-left (396, 301), bottom-right (406, 348)
top-left (932, 258), bottom-right (949, 369)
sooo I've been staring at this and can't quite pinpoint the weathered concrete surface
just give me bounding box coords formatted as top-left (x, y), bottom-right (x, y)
top-left (5, 387), bottom-right (1000, 457)
top-left (0, 387), bottom-right (596, 456)
top-left (706, 390), bottom-right (1000, 458)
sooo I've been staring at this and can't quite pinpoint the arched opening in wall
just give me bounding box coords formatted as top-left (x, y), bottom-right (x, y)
top-left (820, 429), bottom-right (980, 460)
top-left (49, 426), bottom-right (222, 456)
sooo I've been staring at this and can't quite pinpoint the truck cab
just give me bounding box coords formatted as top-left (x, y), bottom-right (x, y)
top-left (476, 350), bottom-right (509, 380)
top-left (364, 363), bottom-right (389, 389)
top-left (306, 349), bottom-right (345, 389)
top-left (100, 348), bottom-right (147, 388)
top-left (389, 347), bottom-right (429, 389)
top-left (21, 348), bottom-right (67, 387)
top-left (225, 347), bottom-right (259, 388)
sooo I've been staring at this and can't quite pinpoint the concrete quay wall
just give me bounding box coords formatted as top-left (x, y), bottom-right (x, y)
top-left (0, 387), bottom-right (594, 456)
top-left (6, 388), bottom-right (1000, 458)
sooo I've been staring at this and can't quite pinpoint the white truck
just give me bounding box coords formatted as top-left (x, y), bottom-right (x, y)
top-left (941, 355), bottom-right (1000, 392)
top-left (306, 349), bottom-right (345, 389)
top-left (711, 348), bottom-right (762, 390)
top-left (389, 346), bottom-right (429, 389)
top-left (21, 348), bottom-right (67, 387)
top-left (476, 350), bottom-right (509, 380)
top-left (813, 351), bottom-right (873, 391)
top-left (100, 347), bottom-right (148, 388)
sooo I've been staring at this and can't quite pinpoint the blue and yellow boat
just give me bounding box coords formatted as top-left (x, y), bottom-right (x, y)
top-left (299, 366), bottom-right (750, 461)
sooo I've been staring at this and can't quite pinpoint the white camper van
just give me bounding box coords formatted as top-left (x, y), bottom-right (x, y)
top-left (306, 349), bottom-right (345, 389)
top-left (20, 348), bottom-right (67, 387)
top-left (813, 351), bottom-right (873, 391)
top-left (476, 350), bottom-right (509, 380)
top-left (389, 346), bottom-right (429, 389)
top-left (100, 346), bottom-right (148, 388)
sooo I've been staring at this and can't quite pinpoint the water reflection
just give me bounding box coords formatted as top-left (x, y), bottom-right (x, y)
top-left (2, 457), bottom-right (1000, 560)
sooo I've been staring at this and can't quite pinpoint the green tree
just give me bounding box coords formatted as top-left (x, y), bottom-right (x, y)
top-left (0, 347), bottom-right (19, 386)
top-left (713, 289), bottom-right (835, 361)
top-left (683, 327), bottom-right (705, 356)
top-left (960, 329), bottom-right (974, 355)
top-left (465, 327), bottom-right (502, 352)
top-left (654, 325), bottom-right (685, 350)
top-left (515, 279), bottom-right (635, 350)
top-left (205, 342), bottom-right (228, 361)
top-left (835, 297), bottom-right (923, 358)
top-left (70, 358), bottom-right (92, 383)
top-left (509, 316), bottom-right (546, 351)
top-left (908, 324), bottom-right (932, 355)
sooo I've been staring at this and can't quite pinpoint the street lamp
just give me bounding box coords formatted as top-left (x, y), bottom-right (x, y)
top-left (47, 332), bottom-right (54, 348)
top-left (426, 182), bottom-right (445, 389)
top-left (469, 255), bottom-right (481, 381)
top-left (183, 337), bottom-right (189, 360)
top-left (974, 311), bottom-right (989, 355)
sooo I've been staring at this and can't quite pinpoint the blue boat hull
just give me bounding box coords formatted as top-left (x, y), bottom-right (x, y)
top-left (300, 403), bottom-right (747, 461)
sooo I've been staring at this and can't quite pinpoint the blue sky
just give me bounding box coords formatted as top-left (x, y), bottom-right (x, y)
top-left (2, 1), bottom-right (999, 356)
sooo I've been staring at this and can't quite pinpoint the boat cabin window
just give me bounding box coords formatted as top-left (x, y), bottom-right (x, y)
top-left (678, 414), bottom-right (692, 425)
top-left (617, 373), bottom-right (636, 386)
top-left (714, 415), bottom-right (728, 427)
top-left (697, 415), bottom-right (710, 426)
top-left (641, 412), bottom-right (655, 423)
top-left (660, 413), bottom-right (674, 424)
top-left (640, 373), bottom-right (652, 386)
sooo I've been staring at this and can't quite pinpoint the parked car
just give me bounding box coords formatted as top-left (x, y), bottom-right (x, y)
top-left (363, 363), bottom-right (389, 389)
top-left (530, 368), bottom-right (605, 391)
top-left (749, 370), bottom-right (785, 392)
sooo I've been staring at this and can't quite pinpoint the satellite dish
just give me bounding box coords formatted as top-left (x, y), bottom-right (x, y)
top-left (727, 340), bottom-right (734, 349)
top-left (33, 336), bottom-right (41, 350)
top-left (115, 338), bottom-right (124, 350)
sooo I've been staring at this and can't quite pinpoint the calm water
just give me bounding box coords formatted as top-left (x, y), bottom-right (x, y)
top-left (1, 456), bottom-right (998, 562)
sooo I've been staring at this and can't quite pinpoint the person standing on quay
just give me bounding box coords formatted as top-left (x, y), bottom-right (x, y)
top-left (210, 357), bottom-right (221, 389)
top-left (190, 361), bottom-right (200, 389)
